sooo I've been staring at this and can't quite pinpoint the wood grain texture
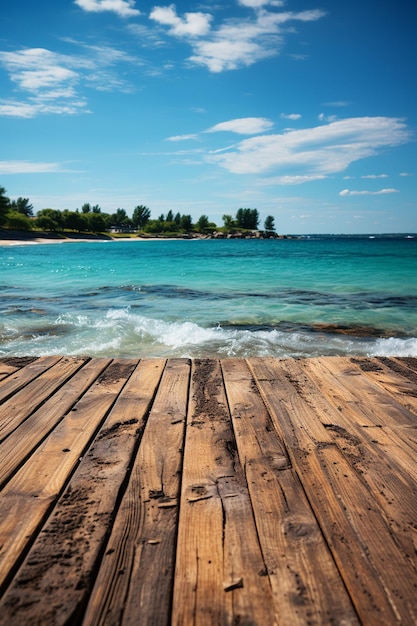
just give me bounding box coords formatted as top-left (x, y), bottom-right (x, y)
top-left (225, 358), bottom-right (359, 626)
top-left (250, 357), bottom-right (417, 626)
top-left (0, 359), bottom-right (136, 593)
top-left (83, 358), bottom-right (189, 626)
top-left (173, 359), bottom-right (277, 626)
top-left (0, 358), bottom-right (165, 625)
top-left (0, 356), bottom-right (416, 626)
top-left (0, 358), bottom-right (110, 487)
top-left (0, 356), bottom-right (61, 406)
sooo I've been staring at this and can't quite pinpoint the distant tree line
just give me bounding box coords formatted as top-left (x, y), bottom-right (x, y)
top-left (0, 186), bottom-right (276, 236)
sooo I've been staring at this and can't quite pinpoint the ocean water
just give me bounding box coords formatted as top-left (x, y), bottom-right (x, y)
top-left (1, 237), bottom-right (416, 358)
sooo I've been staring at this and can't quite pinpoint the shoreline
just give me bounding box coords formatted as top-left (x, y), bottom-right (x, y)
top-left (0, 232), bottom-right (184, 246)
top-left (1, 229), bottom-right (415, 247)
top-left (0, 238), bottom-right (178, 247)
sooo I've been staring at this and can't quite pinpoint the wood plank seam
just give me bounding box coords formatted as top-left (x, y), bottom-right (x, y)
top-left (249, 357), bottom-right (417, 625)
top-left (0, 356), bottom-right (62, 405)
top-left (82, 358), bottom-right (188, 626)
top-left (0, 359), bottom-right (167, 625)
top-left (0, 357), bottom-right (416, 626)
top-left (0, 359), bottom-right (137, 598)
top-left (0, 358), bottom-right (112, 489)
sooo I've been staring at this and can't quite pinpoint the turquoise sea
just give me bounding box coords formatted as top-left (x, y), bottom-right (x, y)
top-left (1, 236), bottom-right (416, 358)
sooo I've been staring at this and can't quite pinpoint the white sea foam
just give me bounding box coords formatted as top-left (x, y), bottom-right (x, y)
top-left (369, 336), bottom-right (417, 357)
top-left (4, 308), bottom-right (415, 359)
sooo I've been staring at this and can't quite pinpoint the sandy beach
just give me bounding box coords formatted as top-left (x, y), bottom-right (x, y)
top-left (0, 230), bottom-right (112, 246)
top-left (0, 230), bottom-right (178, 246)
top-left (0, 238), bottom-right (104, 246)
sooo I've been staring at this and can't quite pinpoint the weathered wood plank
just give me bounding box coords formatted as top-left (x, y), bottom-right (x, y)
top-left (282, 356), bottom-right (417, 586)
top-left (172, 359), bottom-right (277, 626)
top-left (250, 357), bottom-right (417, 626)
top-left (0, 356), bottom-right (39, 376)
top-left (299, 357), bottom-right (417, 477)
top-left (223, 359), bottom-right (359, 626)
top-left (394, 357), bottom-right (417, 373)
top-left (0, 356), bottom-right (89, 443)
top-left (0, 356), bottom-right (415, 626)
top-left (82, 358), bottom-right (189, 626)
top-left (0, 356), bottom-right (61, 404)
top-left (0, 359), bottom-right (166, 626)
top-left (348, 357), bottom-right (417, 430)
top-left (0, 358), bottom-right (111, 488)
top-left (0, 361), bottom-right (20, 380)
top-left (0, 359), bottom-right (136, 593)
top-left (352, 357), bottom-right (417, 430)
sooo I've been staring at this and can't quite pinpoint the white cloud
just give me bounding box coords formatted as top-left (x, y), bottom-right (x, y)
top-left (167, 133), bottom-right (198, 141)
top-left (127, 23), bottom-right (166, 48)
top-left (0, 161), bottom-right (67, 174)
top-left (0, 45), bottom-right (137, 117)
top-left (361, 174), bottom-right (388, 179)
top-left (74, 0), bottom-right (140, 18)
top-left (206, 117), bottom-right (274, 134)
top-left (280, 113), bottom-right (301, 120)
top-left (339, 188), bottom-right (399, 196)
top-left (189, 38), bottom-right (270, 72)
top-left (0, 97), bottom-right (89, 118)
top-left (260, 174), bottom-right (327, 185)
top-left (0, 101), bottom-right (47, 118)
top-left (207, 117), bottom-right (411, 176)
top-left (238, 1), bottom-right (285, 7)
top-left (318, 112), bottom-right (337, 122)
top-left (149, 6), bottom-right (212, 37)
top-left (151, 4), bottom-right (325, 72)
top-left (166, 117), bottom-right (274, 143)
top-left (0, 48), bottom-right (79, 91)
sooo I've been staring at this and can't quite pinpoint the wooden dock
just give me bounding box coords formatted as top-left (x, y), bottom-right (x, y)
top-left (0, 356), bottom-right (416, 625)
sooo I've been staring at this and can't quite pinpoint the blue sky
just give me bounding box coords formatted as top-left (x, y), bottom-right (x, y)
top-left (1, 0), bottom-right (416, 233)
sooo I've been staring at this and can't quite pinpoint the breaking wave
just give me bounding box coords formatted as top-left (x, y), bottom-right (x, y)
top-left (1, 308), bottom-right (416, 359)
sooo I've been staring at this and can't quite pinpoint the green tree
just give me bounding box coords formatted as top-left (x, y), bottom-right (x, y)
top-left (174, 212), bottom-right (181, 226)
top-left (64, 211), bottom-right (88, 232)
top-left (166, 210), bottom-right (174, 223)
top-left (132, 205), bottom-right (151, 229)
top-left (87, 212), bottom-right (107, 233)
top-left (144, 219), bottom-right (165, 234)
top-left (81, 203), bottom-right (91, 214)
top-left (222, 214), bottom-right (234, 229)
top-left (36, 214), bottom-right (59, 231)
top-left (37, 209), bottom-right (63, 230)
top-left (6, 211), bottom-right (33, 230)
top-left (92, 204), bottom-right (101, 213)
top-left (197, 214), bottom-right (210, 233)
top-left (10, 197), bottom-right (34, 217)
top-left (180, 214), bottom-right (193, 232)
top-left (164, 219), bottom-right (178, 232)
top-left (0, 186), bottom-right (11, 226)
top-left (264, 215), bottom-right (276, 233)
top-left (111, 208), bottom-right (132, 228)
top-left (236, 208), bottom-right (259, 230)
